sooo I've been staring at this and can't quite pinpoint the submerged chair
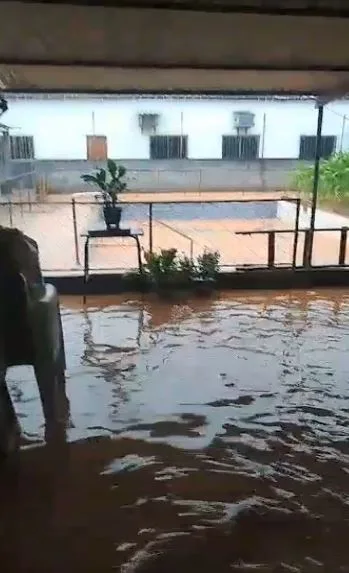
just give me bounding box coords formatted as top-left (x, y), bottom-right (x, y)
top-left (0, 227), bottom-right (67, 456)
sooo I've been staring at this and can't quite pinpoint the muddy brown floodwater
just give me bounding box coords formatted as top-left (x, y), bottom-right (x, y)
top-left (1, 290), bottom-right (349, 572)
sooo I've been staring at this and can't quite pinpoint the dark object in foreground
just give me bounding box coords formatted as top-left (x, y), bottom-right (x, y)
top-left (0, 227), bottom-right (68, 456)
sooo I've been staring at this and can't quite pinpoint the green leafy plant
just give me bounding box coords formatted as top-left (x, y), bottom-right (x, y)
top-left (196, 250), bottom-right (220, 281)
top-left (292, 152), bottom-right (349, 202)
top-left (144, 248), bottom-right (180, 287)
top-left (143, 248), bottom-right (220, 290)
top-left (81, 159), bottom-right (127, 205)
top-left (178, 255), bottom-right (197, 282)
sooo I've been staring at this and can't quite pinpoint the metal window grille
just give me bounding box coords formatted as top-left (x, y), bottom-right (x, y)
top-left (0, 132), bottom-right (9, 164)
top-left (299, 136), bottom-right (336, 160)
top-left (10, 136), bottom-right (35, 159)
top-left (150, 135), bottom-right (188, 159)
top-left (222, 135), bottom-right (259, 160)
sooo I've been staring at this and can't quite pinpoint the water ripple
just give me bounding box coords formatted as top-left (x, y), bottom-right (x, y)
top-left (3, 289), bottom-right (349, 572)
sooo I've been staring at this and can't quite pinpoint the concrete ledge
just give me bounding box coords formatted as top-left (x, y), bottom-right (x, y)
top-left (44, 267), bottom-right (349, 296)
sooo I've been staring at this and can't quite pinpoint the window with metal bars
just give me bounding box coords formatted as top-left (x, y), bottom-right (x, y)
top-left (222, 135), bottom-right (259, 160)
top-left (10, 136), bottom-right (35, 159)
top-left (299, 136), bottom-right (336, 160)
top-left (150, 135), bottom-right (188, 159)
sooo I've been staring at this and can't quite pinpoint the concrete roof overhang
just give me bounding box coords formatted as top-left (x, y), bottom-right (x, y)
top-left (1, 1), bottom-right (349, 96)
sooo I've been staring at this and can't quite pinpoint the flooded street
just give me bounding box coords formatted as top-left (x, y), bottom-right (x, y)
top-left (1, 289), bottom-right (349, 572)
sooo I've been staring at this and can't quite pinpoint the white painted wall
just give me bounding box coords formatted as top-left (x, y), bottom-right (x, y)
top-left (4, 96), bottom-right (349, 160)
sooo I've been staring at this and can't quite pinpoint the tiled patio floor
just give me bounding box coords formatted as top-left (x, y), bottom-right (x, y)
top-left (0, 191), bottom-right (346, 273)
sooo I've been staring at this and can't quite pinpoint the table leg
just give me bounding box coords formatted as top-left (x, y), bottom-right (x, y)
top-left (132, 235), bottom-right (143, 274)
top-left (83, 236), bottom-right (90, 303)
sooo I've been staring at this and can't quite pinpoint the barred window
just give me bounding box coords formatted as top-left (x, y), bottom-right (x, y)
top-left (10, 136), bottom-right (35, 159)
top-left (150, 135), bottom-right (188, 159)
top-left (222, 135), bottom-right (259, 160)
top-left (299, 136), bottom-right (336, 160)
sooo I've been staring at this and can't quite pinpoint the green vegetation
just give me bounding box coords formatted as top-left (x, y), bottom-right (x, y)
top-left (143, 248), bottom-right (220, 290)
top-left (81, 159), bottom-right (127, 228)
top-left (81, 159), bottom-right (127, 205)
top-left (293, 152), bottom-right (349, 204)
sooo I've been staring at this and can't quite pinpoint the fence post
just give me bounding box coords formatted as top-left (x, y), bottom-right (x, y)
top-left (261, 112), bottom-right (267, 159)
top-left (292, 198), bottom-right (301, 268)
top-left (303, 229), bottom-right (312, 267)
top-left (268, 231), bottom-right (275, 268)
top-left (27, 188), bottom-right (32, 213)
top-left (190, 238), bottom-right (194, 262)
top-left (149, 203), bottom-right (153, 253)
top-left (8, 200), bottom-right (13, 227)
top-left (340, 115), bottom-right (347, 152)
top-left (339, 227), bottom-right (348, 265)
top-left (72, 198), bottom-right (80, 266)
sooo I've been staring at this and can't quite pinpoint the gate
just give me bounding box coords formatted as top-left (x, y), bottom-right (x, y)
top-left (0, 125), bottom-right (11, 195)
top-left (0, 125), bottom-right (37, 197)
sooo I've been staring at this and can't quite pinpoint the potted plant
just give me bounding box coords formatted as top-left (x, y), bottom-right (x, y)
top-left (81, 159), bottom-right (127, 229)
top-left (142, 248), bottom-right (220, 298)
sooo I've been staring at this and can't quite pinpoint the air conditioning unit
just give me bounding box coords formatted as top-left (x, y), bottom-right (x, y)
top-left (138, 113), bottom-right (159, 134)
top-left (233, 111), bottom-right (255, 130)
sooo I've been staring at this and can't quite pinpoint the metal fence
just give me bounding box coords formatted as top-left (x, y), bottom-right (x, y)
top-left (12, 159), bottom-right (306, 197)
top-left (0, 196), bottom-right (348, 273)
top-left (0, 150), bottom-right (37, 197)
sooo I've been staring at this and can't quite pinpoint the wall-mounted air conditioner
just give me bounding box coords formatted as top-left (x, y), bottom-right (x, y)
top-left (233, 111), bottom-right (255, 131)
top-left (138, 113), bottom-right (160, 134)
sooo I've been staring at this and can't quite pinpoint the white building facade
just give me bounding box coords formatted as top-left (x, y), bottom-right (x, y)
top-left (4, 94), bottom-right (349, 161)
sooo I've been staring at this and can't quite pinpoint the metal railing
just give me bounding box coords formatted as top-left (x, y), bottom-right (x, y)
top-left (154, 218), bottom-right (194, 261)
top-left (1, 195), bottom-right (348, 273)
top-left (236, 227), bottom-right (349, 269)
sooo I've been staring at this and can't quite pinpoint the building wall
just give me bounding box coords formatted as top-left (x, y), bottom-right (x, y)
top-left (4, 96), bottom-right (349, 161)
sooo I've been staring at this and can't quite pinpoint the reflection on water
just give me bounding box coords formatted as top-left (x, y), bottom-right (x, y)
top-left (1, 290), bottom-right (349, 572)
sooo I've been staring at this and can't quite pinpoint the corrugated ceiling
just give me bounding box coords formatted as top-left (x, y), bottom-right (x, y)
top-left (1, 1), bottom-right (349, 94)
top-left (8, 0), bottom-right (349, 14)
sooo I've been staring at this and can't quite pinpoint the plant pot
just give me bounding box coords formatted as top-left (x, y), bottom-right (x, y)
top-left (103, 205), bottom-right (122, 229)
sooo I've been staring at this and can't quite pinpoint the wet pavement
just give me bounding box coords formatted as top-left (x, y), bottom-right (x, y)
top-left (1, 290), bottom-right (349, 572)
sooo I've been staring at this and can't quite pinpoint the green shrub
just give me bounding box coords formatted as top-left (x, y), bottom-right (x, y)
top-left (144, 248), bottom-right (179, 286)
top-left (292, 152), bottom-right (349, 201)
top-left (81, 159), bottom-right (127, 205)
top-left (196, 250), bottom-right (220, 281)
top-left (143, 248), bottom-right (221, 288)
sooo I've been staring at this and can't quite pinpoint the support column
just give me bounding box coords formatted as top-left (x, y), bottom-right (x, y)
top-left (305, 102), bottom-right (324, 267)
